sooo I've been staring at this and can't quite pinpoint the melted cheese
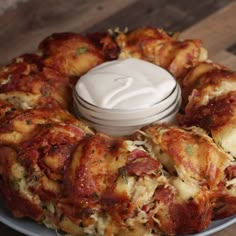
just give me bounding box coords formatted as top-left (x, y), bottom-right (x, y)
top-left (132, 176), bottom-right (158, 207)
top-left (171, 177), bottom-right (199, 200)
top-left (200, 81), bottom-right (236, 106)
top-left (214, 126), bottom-right (236, 157)
top-left (11, 163), bottom-right (40, 203)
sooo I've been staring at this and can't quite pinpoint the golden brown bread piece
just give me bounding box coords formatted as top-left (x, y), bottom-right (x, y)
top-left (136, 124), bottom-right (236, 225)
top-left (116, 27), bottom-right (207, 79)
top-left (141, 125), bottom-right (230, 189)
top-left (0, 99), bottom-right (92, 146)
top-left (179, 91), bottom-right (236, 154)
top-left (0, 56), bottom-right (72, 110)
top-left (38, 32), bottom-right (105, 77)
top-left (214, 162), bottom-right (236, 219)
top-left (0, 27), bottom-right (235, 236)
top-left (179, 61), bottom-right (236, 160)
top-left (180, 61), bottom-right (226, 108)
top-left (184, 70), bottom-right (236, 113)
top-left (0, 100), bottom-right (93, 223)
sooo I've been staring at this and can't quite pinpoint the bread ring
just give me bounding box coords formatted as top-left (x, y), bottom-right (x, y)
top-left (0, 27), bottom-right (235, 236)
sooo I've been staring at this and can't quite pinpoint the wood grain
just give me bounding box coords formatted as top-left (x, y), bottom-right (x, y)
top-left (181, 1), bottom-right (236, 69)
top-left (0, 0), bottom-right (234, 65)
top-left (0, 0), bottom-right (137, 65)
top-left (87, 0), bottom-right (234, 33)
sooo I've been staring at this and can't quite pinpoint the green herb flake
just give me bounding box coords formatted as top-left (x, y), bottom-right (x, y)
top-left (195, 79), bottom-right (201, 87)
top-left (213, 204), bottom-right (226, 213)
top-left (185, 144), bottom-right (193, 156)
top-left (5, 110), bottom-right (11, 115)
top-left (75, 47), bottom-right (88, 55)
top-left (119, 166), bottom-right (128, 184)
top-left (79, 222), bottom-right (84, 228)
top-left (41, 86), bottom-right (50, 97)
top-left (56, 115), bottom-right (63, 121)
top-left (45, 123), bottom-right (52, 129)
top-left (90, 192), bottom-right (99, 199)
top-left (26, 119), bottom-right (32, 125)
top-left (10, 178), bottom-right (21, 191)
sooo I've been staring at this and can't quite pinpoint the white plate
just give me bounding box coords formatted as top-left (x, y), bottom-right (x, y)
top-left (0, 202), bottom-right (235, 236)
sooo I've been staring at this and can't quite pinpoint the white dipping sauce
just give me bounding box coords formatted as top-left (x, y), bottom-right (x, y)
top-left (75, 58), bottom-right (176, 110)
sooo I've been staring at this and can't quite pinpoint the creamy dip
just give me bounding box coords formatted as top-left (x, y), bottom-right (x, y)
top-left (75, 58), bottom-right (176, 110)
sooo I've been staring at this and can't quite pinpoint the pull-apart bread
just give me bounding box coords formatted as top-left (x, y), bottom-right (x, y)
top-left (0, 27), bottom-right (235, 236)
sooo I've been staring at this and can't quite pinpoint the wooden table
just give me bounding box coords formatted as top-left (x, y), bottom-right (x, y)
top-left (0, 0), bottom-right (235, 235)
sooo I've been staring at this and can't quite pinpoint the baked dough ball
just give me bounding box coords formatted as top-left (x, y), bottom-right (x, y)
top-left (138, 124), bottom-right (236, 226)
top-left (0, 58), bottom-right (72, 109)
top-left (39, 33), bottom-right (105, 77)
top-left (179, 62), bottom-right (236, 159)
top-left (180, 61), bottom-right (226, 108)
top-left (0, 100), bottom-right (93, 222)
top-left (116, 27), bottom-right (207, 79)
